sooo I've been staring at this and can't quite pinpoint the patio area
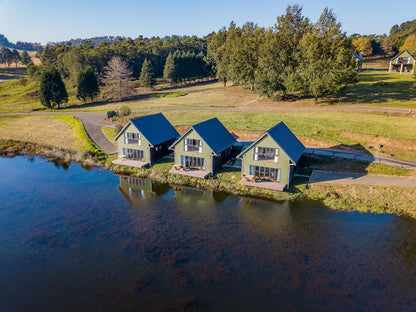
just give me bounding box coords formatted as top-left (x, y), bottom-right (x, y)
top-left (239, 178), bottom-right (286, 191)
top-left (112, 157), bottom-right (149, 168)
top-left (169, 168), bottom-right (211, 179)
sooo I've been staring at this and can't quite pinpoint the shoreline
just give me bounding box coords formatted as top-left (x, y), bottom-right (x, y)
top-left (2, 140), bottom-right (416, 219)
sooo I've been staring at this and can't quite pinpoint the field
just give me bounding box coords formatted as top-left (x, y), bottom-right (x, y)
top-left (1, 69), bottom-right (416, 160)
top-left (0, 115), bottom-right (88, 151)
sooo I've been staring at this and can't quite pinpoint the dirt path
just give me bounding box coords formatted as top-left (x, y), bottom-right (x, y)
top-left (309, 170), bottom-right (416, 187)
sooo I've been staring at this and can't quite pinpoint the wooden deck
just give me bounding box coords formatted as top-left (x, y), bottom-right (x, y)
top-left (239, 179), bottom-right (286, 191)
top-left (169, 168), bottom-right (211, 179)
top-left (112, 158), bottom-right (149, 168)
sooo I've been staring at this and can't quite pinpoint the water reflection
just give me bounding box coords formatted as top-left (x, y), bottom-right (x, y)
top-left (1, 157), bottom-right (416, 312)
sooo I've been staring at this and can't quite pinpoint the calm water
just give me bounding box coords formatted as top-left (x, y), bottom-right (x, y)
top-left (1, 156), bottom-right (416, 312)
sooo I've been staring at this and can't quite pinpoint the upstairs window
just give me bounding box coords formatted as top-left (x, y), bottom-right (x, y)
top-left (124, 132), bottom-right (141, 145)
top-left (184, 138), bottom-right (202, 152)
top-left (254, 146), bottom-right (279, 163)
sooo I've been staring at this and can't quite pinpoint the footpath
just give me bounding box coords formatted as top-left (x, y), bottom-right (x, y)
top-left (309, 170), bottom-right (416, 187)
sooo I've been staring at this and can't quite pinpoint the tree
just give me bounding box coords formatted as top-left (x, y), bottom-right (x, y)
top-left (76, 67), bottom-right (99, 102)
top-left (11, 49), bottom-right (20, 67)
top-left (400, 34), bottom-right (416, 55)
top-left (39, 69), bottom-right (68, 108)
top-left (163, 53), bottom-right (179, 84)
top-left (26, 61), bottom-right (41, 78)
top-left (20, 51), bottom-right (31, 65)
top-left (1, 47), bottom-right (13, 67)
top-left (256, 5), bottom-right (310, 97)
top-left (298, 8), bottom-right (356, 103)
top-left (352, 37), bottom-right (373, 56)
top-left (139, 58), bottom-right (155, 88)
top-left (101, 56), bottom-right (134, 101)
top-left (380, 38), bottom-right (395, 57)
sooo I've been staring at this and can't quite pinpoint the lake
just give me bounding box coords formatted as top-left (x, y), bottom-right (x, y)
top-left (1, 156), bottom-right (416, 311)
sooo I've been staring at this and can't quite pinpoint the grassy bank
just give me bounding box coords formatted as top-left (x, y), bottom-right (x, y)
top-left (106, 156), bottom-right (416, 219)
top-left (0, 114), bottom-right (106, 163)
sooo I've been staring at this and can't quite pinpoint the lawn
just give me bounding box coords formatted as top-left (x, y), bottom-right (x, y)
top-left (0, 115), bottom-right (89, 151)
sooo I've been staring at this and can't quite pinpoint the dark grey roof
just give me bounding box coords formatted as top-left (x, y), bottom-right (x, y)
top-left (170, 118), bottom-right (236, 154)
top-left (238, 122), bottom-right (305, 163)
top-left (114, 113), bottom-right (179, 146)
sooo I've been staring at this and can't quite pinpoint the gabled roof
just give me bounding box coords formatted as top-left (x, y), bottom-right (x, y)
top-left (390, 49), bottom-right (416, 62)
top-left (114, 113), bottom-right (179, 146)
top-left (170, 118), bottom-right (236, 155)
top-left (238, 122), bottom-right (305, 163)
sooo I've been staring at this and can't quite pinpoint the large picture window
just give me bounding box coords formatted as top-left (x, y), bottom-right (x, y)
top-left (250, 165), bottom-right (280, 182)
top-left (124, 132), bottom-right (141, 145)
top-left (254, 147), bottom-right (279, 163)
top-left (184, 138), bottom-right (202, 152)
top-left (123, 148), bottom-right (144, 160)
top-left (181, 155), bottom-right (205, 169)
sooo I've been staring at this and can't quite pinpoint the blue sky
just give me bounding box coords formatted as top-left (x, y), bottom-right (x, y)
top-left (1, 0), bottom-right (415, 44)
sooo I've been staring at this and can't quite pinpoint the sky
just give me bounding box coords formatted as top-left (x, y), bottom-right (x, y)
top-left (1, 0), bottom-right (416, 44)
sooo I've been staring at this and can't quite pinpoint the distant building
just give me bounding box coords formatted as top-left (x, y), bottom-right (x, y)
top-left (237, 122), bottom-right (305, 191)
top-left (353, 52), bottom-right (363, 72)
top-left (113, 113), bottom-right (179, 168)
top-left (169, 118), bottom-right (236, 178)
top-left (389, 50), bottom-right (416, 74)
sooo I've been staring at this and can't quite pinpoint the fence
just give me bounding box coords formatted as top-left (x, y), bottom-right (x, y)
top-left (305, 148), bottom-right (416, 170)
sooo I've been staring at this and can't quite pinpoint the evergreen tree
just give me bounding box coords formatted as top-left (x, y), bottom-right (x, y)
top-left (76, 67), bottom-right (99, 102)
top-left (11, 49), bottom-right (20, 67)
top-left (298, 8), bottom-right (356, 103)
top-left (256, 5), bottom-right (310, 97)
top-left (39, 69), bottom-right (68, 108)
top-left (139, 58), bottom-right (155, 88)
top-left (163, 53), bottom-right (178, 84)
top-left (20, 51), bottom-right (31, 65)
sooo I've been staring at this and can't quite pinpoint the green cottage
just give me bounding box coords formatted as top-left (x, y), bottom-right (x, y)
top-left (238, 122), bottom-right (305, 191)
top-left (389, 50), bottom-right (416, 74)
top-left (113, 113), bottom-right (179, 168)
top-left (169, 118), bottom-right (236, 178)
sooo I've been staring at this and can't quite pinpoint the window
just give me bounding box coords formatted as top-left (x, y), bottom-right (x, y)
top-left (181, 156), bottom-right (205, 169)
top-left (250, 165), bottom-right (280, 182)
top-left (184, 138), bottom-right (202, 152)
top-left (254, 147), bottom-right (279, 162)
top-left (124, 132), bottom-right (141, 145)
top-left (123, 148), bottom-right (144, 160)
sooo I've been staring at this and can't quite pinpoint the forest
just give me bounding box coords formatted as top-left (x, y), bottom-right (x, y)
top-left (2, 6), bottom-right (416, 108)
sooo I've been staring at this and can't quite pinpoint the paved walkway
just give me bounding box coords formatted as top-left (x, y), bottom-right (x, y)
top-left (309, 170), bottom-right (416, 187)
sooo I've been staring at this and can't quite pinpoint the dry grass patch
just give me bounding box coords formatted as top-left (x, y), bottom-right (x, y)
top-left (0, 115), bottom-right (85, 151)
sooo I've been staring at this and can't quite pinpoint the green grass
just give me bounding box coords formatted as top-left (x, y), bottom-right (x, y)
top-left (150, 91), bottom-right (187, 98)
top-left (101, 126), bottom-right (119, 143)
top-left (342, 71), bottom-right (416, 108)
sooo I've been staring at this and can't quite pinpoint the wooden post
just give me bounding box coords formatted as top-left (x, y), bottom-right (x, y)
top-left (400, 64), bottom-right (403, 74)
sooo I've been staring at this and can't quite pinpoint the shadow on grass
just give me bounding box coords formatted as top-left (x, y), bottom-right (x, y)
top-left (0, 67), bottom-right (27, 81)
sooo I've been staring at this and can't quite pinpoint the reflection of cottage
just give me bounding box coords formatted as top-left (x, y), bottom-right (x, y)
top-left (389, 50), bottom-right (416, 74)
top-left (238, 122), bottom-right (305, 191)
top-left (113, 113), bottom-right (179, 168)
top-left (353, 52), bottom-right (363, 72)
top-left (169, 118), bottom-right (236, 178)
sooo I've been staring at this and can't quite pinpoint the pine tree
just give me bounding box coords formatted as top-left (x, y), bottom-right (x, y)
top-left (76, 67), bottom-right (99, 103)
top-left (139, 58), bottom-right (155, 88)
top-left (163, 53), bottom-right (178, 85)
top-left (39, 69), bottom-right (68, 108)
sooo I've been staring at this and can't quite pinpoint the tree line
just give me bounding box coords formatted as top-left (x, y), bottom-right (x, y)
top-left (206, 5), bottom-right (356, 101)
top-left (0, 34), bottom-right (42, 51)
top-left (350, 19), bottom-right (416, 57)
top-left (0, 48), bottom-right (31, 67)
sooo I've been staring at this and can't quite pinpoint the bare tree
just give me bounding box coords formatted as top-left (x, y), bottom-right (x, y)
top-left (102, 56), bottom-right (134, 101)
